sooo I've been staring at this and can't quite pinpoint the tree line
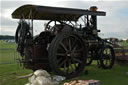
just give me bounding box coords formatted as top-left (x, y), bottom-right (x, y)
top-left (0, 35), bottom-right (14, 40)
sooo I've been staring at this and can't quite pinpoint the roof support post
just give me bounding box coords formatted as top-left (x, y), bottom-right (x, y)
top-left (91, 15), bottom-right (97, 30)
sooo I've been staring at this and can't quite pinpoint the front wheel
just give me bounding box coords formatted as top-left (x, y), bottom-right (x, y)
top-left (99, 45), bottom-right (115, 69)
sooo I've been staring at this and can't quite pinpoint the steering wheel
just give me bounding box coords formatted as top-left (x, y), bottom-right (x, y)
top-left (45, 20), bottom-right (65, 34)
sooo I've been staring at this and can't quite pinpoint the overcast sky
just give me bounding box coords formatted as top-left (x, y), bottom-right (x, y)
top-left (0, 0), bottom-right (128, 39)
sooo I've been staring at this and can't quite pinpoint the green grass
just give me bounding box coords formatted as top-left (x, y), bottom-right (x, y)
top-left (0, 40), bottom-right (32, 85)
top-left (0, 40), bottom-right (128, 85)
top-left (119, 42), bottom-right (128, 47)
top-left (61, 64), bottom-right (128, 85)
top-left (0, 40), bottom-right (16, 49)
top-left (0, 40), bottom-right (17, 63)
top-left (0, 64), bottom-right (32, 85)
top-left (0, 63), bottom-right (128, 85)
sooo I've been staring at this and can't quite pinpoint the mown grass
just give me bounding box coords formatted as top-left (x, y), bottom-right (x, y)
top-left (0, 63), bottom-right (128, 85)
top-left (0, 40), bottom-right (17, 63)
top-left (0, 40), bottom-right (128, 85)
top-left (0, 40), bottom-right (16, 49)
top-left (0, 64), bottom-right (32, 85)
top-left (119, 42), bottom-right (128, 46)
top-left (61, 64), bottom-right (128, 85)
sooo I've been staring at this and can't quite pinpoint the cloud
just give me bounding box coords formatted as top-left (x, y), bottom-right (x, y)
top-left (1, 1), bottom-right (27, 9)
top-left (1, 0), bottom-right (33, 18)
top-left (0, 0), bottom-right (128, 39)
top-left (0, 0), bottom-right (32, 35)
top-left (57, 1), bottom-right (128, 39)
top-left (0, 26), bottom-right (17, 35)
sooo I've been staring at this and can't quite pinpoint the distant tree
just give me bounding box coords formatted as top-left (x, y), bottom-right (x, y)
top-left (0, 35), bottom-right (14, 40)
top-left (126, 39), bottom-right (128, 43)
top-left (119, 39), bottom-right (123, 42)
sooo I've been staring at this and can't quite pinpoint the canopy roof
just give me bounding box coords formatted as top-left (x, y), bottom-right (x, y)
top-left (12, 4), bottom-right (106, 21)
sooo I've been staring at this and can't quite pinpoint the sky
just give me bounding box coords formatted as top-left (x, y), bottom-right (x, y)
top-left (0, 0), bottom-right (128, 39)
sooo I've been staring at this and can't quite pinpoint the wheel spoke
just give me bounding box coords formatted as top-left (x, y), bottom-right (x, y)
top-left (66, 60), bottom-right (70, 73)
top-left (60, 42), bottom-right (68, 52)
top-left (72, 57), bottom-right (82, 63)
top-left (69, 60), bottom-right (73, 72)
top-left (64, 62), bottom-right (66, 72)
top-left (56, 53), bottom-right (66, 56)
top-left (106, 49), bottom-right (108, 55)
top-left (69, 60), bottom-right (76, 73)
top-left (105, 59), bottom-right (108, 65)
top-left (73, 53), bottom-right (81, 57)
top-left (97, 60), bottom-right (100, 66)
top-left (72, 39), bottom-right (78, 48)
top-left (71, 58), bottom-right (77, 70)
top-left (57, 57), bottom-right (63, 64)
top-left (105, 49), bottom-right (107, 54)
top-left (74, 49), bottom-right (83, 53)
top-left (71, 64), bottom-right (75, 73)
top-left (71, 45), bottom-right (78, 54)
top-left (68, 38), bottom-right (72, 51)
top-left (59, 59), bottom-right (67, 67)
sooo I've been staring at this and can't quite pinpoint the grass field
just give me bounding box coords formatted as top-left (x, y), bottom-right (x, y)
top-left (0, 40), bottom-right (16, 49)
top-left (0, 40), bottom-right (17, 63)
top-left (119, 42), bottom-right (128, 47)
top-left (0, 63), bottom-right (128, 85)
top-left (0, 40), bottom-right (128, 85)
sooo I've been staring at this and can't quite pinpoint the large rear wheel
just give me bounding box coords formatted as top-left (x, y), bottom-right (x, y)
top-left (48, 32), bottom-right (87, 78)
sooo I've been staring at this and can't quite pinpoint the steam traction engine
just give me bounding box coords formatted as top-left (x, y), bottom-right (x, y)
top-left (12, 5), bottom-right (115, 78)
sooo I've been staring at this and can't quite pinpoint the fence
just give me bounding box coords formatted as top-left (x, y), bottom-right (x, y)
top-left (114, 46), bottom-right (128, 60)
top-left (0, 42), bottom-right (20, 64)
top-left (0, 40), bottom-right (128, 65)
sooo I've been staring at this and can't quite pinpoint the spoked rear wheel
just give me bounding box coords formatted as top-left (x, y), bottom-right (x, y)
top-left (99, 45), bottom-right (115, 69)
top-left (48, 32), bottom-right (87, 78)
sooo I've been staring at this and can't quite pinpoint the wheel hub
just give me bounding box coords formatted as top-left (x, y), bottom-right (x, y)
top-left (66, 51), bottom-right (72, 57)
top-left (67, 53), bottom-right (71, 57)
